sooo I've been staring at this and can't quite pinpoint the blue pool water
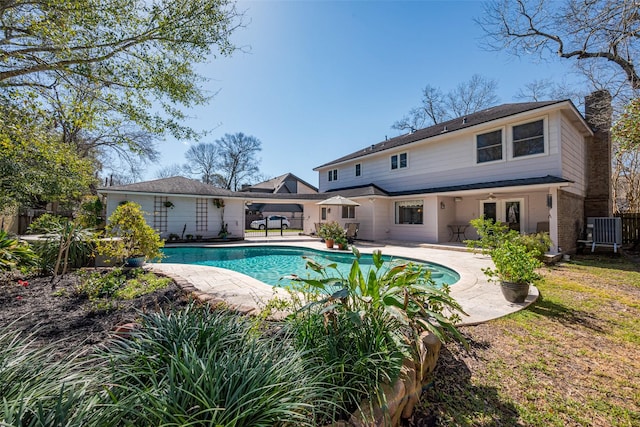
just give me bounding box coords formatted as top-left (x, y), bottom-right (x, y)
top-left (161, 246), bottom-right (459, 287)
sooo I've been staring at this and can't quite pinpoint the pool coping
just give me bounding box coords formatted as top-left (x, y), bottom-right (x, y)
top-left (148, 237), bottom-right (538, 326)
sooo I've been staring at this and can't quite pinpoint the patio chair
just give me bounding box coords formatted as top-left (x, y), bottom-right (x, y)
top-left (345, 223), bottom-right (359, 243)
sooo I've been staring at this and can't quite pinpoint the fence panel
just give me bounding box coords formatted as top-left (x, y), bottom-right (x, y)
top-left (615, 212), bottom-right (640, 245)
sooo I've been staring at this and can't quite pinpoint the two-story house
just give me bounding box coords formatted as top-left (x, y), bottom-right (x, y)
top-left (313, 91), bottom-right (612, 253)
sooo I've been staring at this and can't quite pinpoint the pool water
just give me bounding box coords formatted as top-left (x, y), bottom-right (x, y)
top-left (161, 246), bottom-right (459, 287)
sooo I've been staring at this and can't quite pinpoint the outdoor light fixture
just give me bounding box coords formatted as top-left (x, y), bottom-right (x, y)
top-left (440, 202), bottom-right (446, 209)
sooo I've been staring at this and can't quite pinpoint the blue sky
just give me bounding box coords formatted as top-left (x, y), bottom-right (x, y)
top-left (148, 0), bottom-right (581, 187)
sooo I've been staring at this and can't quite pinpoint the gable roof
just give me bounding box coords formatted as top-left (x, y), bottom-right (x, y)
top-left (315, 100), bottom-right (589, 169)
top-left (98, 176), bottom-right (235, 197)
top-left (243, 173), bottom-right (318, 193)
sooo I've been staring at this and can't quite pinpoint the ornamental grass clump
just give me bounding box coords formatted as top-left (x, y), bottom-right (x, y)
top-left (96, 304), bottom-right (340, 426)
top-left (0, 326), bottom-right (99, 426)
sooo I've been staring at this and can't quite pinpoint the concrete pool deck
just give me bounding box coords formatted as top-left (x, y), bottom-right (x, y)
top-left (148, 236), bottom-right (538, 325)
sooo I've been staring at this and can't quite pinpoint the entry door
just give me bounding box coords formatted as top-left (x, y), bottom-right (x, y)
top-left (480, 199), bottom-right (524, 233)
top-left (483, 202), bottom-right (497, 222)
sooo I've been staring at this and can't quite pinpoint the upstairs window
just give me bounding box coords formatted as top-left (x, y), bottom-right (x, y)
top-left (391, 152), bottom-right (407, 170)
top-left (476, 129), bottom-right (503, 163)
top-left (513, 120), bottom-right (544, 157)
top-left (355, 163), bottom-right (361, 177)
top-left (328, 169), bottom-right (338, 182)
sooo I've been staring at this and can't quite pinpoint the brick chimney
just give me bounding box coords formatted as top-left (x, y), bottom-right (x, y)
top-left (584, 90), bottom-right (612, 218)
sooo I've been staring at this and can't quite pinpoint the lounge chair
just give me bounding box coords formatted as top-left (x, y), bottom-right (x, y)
top-left (345, 223), bottom-right (359, 243)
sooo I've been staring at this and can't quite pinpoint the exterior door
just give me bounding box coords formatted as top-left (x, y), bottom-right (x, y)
top-left (481, 199), bottom-right (524, 233)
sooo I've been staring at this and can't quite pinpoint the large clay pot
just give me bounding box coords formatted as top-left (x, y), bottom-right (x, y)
top-left (500, 281), bottom-right (530, 303)
top-left (325, 239), bottom-right (334, 249)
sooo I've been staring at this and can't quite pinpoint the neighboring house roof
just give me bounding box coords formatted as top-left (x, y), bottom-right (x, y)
top-left (243, 173), bottom-right (318, 193)
top-left (98, 176), bottom-right (236, 197)
top-left (326, 175), bottom-right (571, 198)
top-left (314, 100), bottom-right (588, 169)
top-left (248, 203), bottom-right (304, 213)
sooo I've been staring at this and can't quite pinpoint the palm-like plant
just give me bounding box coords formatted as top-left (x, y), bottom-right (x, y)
top-left (287, 247), bottom-right (467, 344)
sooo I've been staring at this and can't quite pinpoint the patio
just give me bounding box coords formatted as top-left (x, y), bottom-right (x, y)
top-left (149, 236), bottom-right (538, 325)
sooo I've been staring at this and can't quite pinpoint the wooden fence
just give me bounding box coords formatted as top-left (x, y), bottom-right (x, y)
top-left (615, 212), bottom-right (640, 245)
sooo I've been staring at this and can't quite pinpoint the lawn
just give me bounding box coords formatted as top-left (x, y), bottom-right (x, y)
top-left (416, 253), bottom-right (640, 426)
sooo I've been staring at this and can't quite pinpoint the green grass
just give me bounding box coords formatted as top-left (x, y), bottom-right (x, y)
top-left (420, 253), bottom-right (640, 426)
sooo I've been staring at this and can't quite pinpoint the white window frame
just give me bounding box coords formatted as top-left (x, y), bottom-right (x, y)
top-left (390, 152), bottom-right (408, 170)
top-left (509, 117), bottom-right (548, 160)
top-left (475, 127), bottom-right (505, 164)
top-left (328, 169), bottom-right (338, 182)
top-left (355, 163), bottom-right (361, 177)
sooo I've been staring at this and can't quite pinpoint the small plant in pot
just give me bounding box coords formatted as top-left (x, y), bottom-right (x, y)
top-left (334, 235), bottom-right (348, 250)
top-left (483, 239), bottom-right (542, 303)
top-left (97, 202), bottom-right (164, 267)
top-left (319, 221), bottom-right (345, 249)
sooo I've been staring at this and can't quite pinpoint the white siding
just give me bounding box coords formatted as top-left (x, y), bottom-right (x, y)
top-left (560, 113), bottom-right (587, 196)
top-left (105, 195), bottom-right (245, 240)
top-left (318, 111), bottom-right (569, 193)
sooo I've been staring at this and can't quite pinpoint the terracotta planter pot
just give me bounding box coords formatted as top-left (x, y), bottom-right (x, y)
top-left (325, 239), bottom-right (334, 249)
top-left (500, 281), bottom-right (530, 303)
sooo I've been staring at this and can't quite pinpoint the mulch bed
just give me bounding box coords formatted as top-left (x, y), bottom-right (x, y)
top-left (0, 269), bottom-right (191, 355)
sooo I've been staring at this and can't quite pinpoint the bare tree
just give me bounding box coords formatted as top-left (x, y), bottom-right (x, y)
top-left (155, 164), bottom-right (186, 179)
top-left (393, 75), bottom-right (499, 131)
top-left (215, 133), bottom-right (262, 191)
top-left (478, 0), bottom-right (640, 96)
top-left (613, 145), bottom-right (640, 213)
top-left (184, 143), bottom-right (219, 184)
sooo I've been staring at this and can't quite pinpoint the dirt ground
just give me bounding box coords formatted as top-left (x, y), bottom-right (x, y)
top-left (0, 270), bottom-right (190, 355)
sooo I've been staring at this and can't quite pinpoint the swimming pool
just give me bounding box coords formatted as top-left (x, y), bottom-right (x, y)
top-left (161, 246), bottom-right (459, 287)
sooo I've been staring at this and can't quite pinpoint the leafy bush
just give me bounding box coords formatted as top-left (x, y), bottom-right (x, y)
top-left (467, 217), bottom-right (546, 285)
top-left (319, 221), bottom-right (346, 241)
top-left (0, 231), bottom-right (38, 271)
top-left (76, 197), bottom-right (105, 229)
top-left (482, 239), bottom-right (543, 285)
top-left (97, 202), bottom-right (164, 263)
top-left (26, 213), bottom-right (67, 234)
top-left (467, 217), bottom-right (551, 260)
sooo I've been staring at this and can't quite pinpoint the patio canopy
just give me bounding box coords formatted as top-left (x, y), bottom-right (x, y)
top-left (315, 195), bottom-right (360, 206)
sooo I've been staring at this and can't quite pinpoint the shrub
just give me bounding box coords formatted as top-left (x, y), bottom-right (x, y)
top-left (97, 202), bottom-right (164, 263)
top-left (30, 220), bottom-right (95, 274)
top-left (467, 216), bottom-right (551, 260)
top-left (0, 231), bottom-right (38, 271)
top-left (27, 213), bottom-right (67, 234)
top-left (483, 239), bottom-right (543, 285)
top-left (319, 221), bottom-right (345, 241)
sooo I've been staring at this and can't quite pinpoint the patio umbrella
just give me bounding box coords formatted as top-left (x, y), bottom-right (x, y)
top-left (315, 195), bottom-right (360, 206)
